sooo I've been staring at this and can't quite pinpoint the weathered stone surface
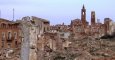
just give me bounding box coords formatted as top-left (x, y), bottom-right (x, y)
top-left (19, 16), bottom-right (50, 60)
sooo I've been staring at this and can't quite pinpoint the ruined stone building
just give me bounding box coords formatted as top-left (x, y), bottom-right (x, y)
top-left (38, 32), bottom-right (61, 51)
top-left (45, 23), bottom-right (71, 48)
top-left (0, 18), bottom-right (21, 49)
top-left (71, 19), bottom-right (84, 35)
top-left (109, 21), bottom-right (115, 35)
top-left (18, 16), bottom-right (50, 35)
top-left (50, 23), bottom-right (71, 47)
top-left (104, 18), bottom-right (112, 34)
top-left (50, 23), bottom-right (70, 33)
top-left (16, 16), bottom-right (50, 60)
top-left (50, 25), bottom-right (58, 33)
top-left (70, 5), bottom-right (113, 38)
top-left (70, 5), bottom-right (89, 38)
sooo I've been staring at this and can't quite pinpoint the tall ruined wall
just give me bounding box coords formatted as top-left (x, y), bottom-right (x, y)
top-left (18, 16), bottom-right (50, 60)
top-left (19, 21), bottom-right (30, 60)
top-left (20, 21), bottom-right (38, 60)
top-left (109, 21), bottom-right (115, 35)
top-left (29, 24), bottom-right (38, 60)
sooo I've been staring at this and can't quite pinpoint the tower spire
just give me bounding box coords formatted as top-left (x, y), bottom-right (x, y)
top-left (83, 4), bottom-right (85, 9)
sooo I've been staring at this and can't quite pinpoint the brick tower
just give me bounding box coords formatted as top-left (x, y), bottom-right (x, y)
top-left (81, 4), bottom-right (86, 28)
top-left (91, 11), bottom-right (95, 26)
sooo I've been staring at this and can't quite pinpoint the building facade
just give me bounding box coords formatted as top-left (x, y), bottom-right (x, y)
top-left (0, 18), bottom-right (21, 49)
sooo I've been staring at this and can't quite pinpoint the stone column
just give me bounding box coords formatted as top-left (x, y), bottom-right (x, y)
top-left (29, 26), bottom-right (37, 60)
top-left (21, 23), bottom-right (30, 60)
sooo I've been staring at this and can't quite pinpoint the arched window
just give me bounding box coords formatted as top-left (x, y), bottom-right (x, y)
top-left (8, 32), bottom-right (12, 39)
top-left (1, 32), bottom-right (5, 48)
top-left (14, 32), bottom-right (17, 39)
top-left (1, 23), bottom-right (6, 28)
top-left (83, 12), bottom-right (85, 15)
top-left (2, 32), bottom-right (5, 40)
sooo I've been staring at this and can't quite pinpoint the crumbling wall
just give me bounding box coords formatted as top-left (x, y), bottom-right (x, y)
top-left (20, 21), bottom-right (30, 60)
top-left (29, 25), bottom-right (38, 60)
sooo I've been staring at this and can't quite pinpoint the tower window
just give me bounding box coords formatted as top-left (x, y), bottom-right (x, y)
top-left (83, 12), bottom-right (84, 15)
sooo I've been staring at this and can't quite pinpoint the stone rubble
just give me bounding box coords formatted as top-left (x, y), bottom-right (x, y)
top-left (1, 32), bottom-right (114, 60)
top-left (35, 33), bottom-right (115, 60)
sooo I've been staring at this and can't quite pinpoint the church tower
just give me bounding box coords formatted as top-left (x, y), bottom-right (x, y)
top-left (81, 4), bottom-right (86, 28)
top-left (91, 11), bottom-right (95, 26)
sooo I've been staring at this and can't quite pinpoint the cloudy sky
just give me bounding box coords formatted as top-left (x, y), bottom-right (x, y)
top-left (0, 0), bottom-right (115, 25)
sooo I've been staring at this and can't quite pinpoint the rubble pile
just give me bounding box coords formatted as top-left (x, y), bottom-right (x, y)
top-left (42, 36), bottom-right (115, 60)
top-left (0, 48), bottom-right (20, 60)
top-left (67, 36), bottom-right (115, 60)
top-left (0, 34), bottom-right (114, 60)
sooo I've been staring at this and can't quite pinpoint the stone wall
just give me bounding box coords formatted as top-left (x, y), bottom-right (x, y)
top-left (18, 16), bottom-right (50, 60)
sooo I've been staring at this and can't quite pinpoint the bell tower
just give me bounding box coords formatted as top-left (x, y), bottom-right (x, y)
top-left (91, 11), bottom-right (95, 26)
top-left (81, 4), bottom-right (86, 28)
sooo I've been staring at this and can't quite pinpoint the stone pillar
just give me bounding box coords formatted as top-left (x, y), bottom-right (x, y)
top-left (20, 23), bottom-right (30, 60)
top-left (29, 26), bottom-right (37, 60)
top-left (20, 21), bottom-right (38, 60)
